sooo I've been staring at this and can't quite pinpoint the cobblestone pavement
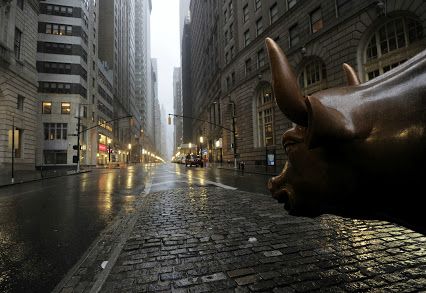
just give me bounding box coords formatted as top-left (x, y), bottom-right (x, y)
top-left (56, 186), bottom-right (426, 292)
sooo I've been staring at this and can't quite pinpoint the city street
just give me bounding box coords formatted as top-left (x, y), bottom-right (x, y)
top-left (0, 163), bottom-right (270, 292)
top-left (1, 163), bottom-right (425, 292)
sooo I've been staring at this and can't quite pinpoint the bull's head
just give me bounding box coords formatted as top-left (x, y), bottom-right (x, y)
top-left (266, 38), bottom-right (426, 216)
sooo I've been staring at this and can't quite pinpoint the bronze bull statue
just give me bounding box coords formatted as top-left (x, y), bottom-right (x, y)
top-left (266, 38), bottom-right (426, 220)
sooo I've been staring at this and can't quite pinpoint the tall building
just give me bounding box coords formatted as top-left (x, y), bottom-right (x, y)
top-left (173, 67), bottom-right (182, 150)
top-left (135, 0), bottom-right (152, 161)
top-left (0, 0), bottom-right (39, 172)
top-left (179, 0), bottom-right (190, 46)
top-left (181, 18), bottom-right (193, 145)
top-left (189, 0), bottom-right (222, 162)
top-left (99, 0), bottom-right (140, 163)
top-left (36, 0), bottom-right (98, 167)
top-left (95, 60), bottom-right (114, 164)
top-left (151, 58), bottom-right (160, 150)
top-left (188, 0), bottom-right (426, 169)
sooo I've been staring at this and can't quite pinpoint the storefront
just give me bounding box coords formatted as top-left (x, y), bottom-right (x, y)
top-left (97, 134), bottom-right (112, 165)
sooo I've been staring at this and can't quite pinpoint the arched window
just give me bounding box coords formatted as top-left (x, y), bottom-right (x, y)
top-left (256, 83), bottom-right (274, 147)
top-left (298, 59), bottom-right (327, 96)
top-left (364, 16), bottom-right (424, 80)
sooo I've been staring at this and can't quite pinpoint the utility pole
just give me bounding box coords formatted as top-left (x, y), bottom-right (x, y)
top-left (76, 111), bottom-right (81, 173)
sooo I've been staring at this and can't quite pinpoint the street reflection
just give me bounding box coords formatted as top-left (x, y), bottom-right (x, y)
top-left (98, 172), bottom-right (114, 215)
top-left (126, 171), bottom-right (134, 189)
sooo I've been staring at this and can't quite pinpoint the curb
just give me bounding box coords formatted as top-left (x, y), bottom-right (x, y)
top-left (0, 170), bottom-right (92, 188)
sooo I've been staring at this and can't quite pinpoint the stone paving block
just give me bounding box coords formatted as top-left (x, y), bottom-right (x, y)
top-left (234, 274), bottom-right (260, 286)
top-left (56, 187), bottom-right (426, 293)
top-left (263, 250), bottom-right (283, 257)
top-left (227, 267), bottom-right (255, 278)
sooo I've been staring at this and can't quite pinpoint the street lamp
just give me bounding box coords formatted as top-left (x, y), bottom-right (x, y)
top-left (128, 143), bottom-right (132, 164)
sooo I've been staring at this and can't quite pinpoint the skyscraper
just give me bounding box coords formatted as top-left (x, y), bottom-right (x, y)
top-left (135, 0), bottom-right (152, 160)
top-left (173, 67), bottom-right (182, 151)
top-left (99, 0), bottom-right (140, 163)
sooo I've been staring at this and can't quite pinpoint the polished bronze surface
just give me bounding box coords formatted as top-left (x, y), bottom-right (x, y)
top-left (265, 37), bottom-right (426, 216)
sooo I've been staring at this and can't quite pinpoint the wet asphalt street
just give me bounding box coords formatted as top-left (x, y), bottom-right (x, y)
top-left (0, 163), bottom-right (270, 293)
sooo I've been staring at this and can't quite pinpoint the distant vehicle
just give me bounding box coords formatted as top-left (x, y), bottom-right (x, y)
top-left (185, 155), bottom-right (203, 167)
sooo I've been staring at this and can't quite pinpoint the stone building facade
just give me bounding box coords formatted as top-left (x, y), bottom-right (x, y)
top-left (36, 0), bottom-right (99, 167)
top-left (0, 0), bottom-right (39, 171)
top-left (188, 0), bottom-right (426, 170)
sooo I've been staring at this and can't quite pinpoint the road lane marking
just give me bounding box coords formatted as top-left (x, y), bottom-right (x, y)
top-left (150, 180), bottom-right (189, 186)
top-left (165, 170), bottom-right (237, 190)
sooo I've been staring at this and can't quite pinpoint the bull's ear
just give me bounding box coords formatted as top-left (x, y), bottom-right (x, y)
top-left (343, 63), bottom-right (360, 86)
top-left (304, 95), bottom-right (355, 149)
top-left (265, 38), bottom-right (308, 126)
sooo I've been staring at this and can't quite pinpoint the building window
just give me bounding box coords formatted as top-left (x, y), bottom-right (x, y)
top-left (61, 102), bottom-right (71, 114)
top-left (289, 24), bottom-right (299, 48)
top-left (310, 7), bottom-right (323, 34)
top-left (270, 3), bottom-right (278, 24)
top-left (298, 59), bottom-right (327, 95)
top-left (42, 102), bottom-right (52, 114)
top-left (14, 28), bottom-right (22, 60)
top-left (14, 128), bottom-right (23, 158)
top-left (254, 0), bottom-right (261, 11)
top-left (17, 0), bottom-right (24, 10)
top-left (256, 17), bottom-right (263, 36)
top-left (244, 29), bottom-right (251, 47)
top-left (17, 95), bottom-right (24, 110)
top-left (43, 150), bottom-right (67, 164)
top-left (257, 48), bottom-right (265, 68)
top-left (245, 58), bottom-right (252, 76)
top-left (44, 123), bottom-right (67, 140)
top-left (287, 0), bottom-right (297, 9)
top-left (364, 17), bottom-right (424, 80)
top-left (256, 83), bottom-right (274, 147)
top-left (243, 4), bottom-right (249, 23)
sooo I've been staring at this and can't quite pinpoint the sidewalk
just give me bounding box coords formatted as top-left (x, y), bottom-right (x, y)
top-left (0, 168), bottom-right (91, 187)
top-left (54, 186), bottom-right (426, 292)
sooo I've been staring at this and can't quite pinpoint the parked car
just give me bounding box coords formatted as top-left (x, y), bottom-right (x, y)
top-left (185, 155), bottom-right (203, 167)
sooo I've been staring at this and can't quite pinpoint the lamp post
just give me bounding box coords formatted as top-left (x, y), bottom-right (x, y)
top-left (11, 115), bottom-right (15, 183)
top-left (229, 101), bottom-right (237, 169)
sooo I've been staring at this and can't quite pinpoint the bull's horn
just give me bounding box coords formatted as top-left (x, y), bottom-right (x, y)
top-left (342, 63), bottom-right (360, 86)
top-left (265, 38), bottom-right (308, 126)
